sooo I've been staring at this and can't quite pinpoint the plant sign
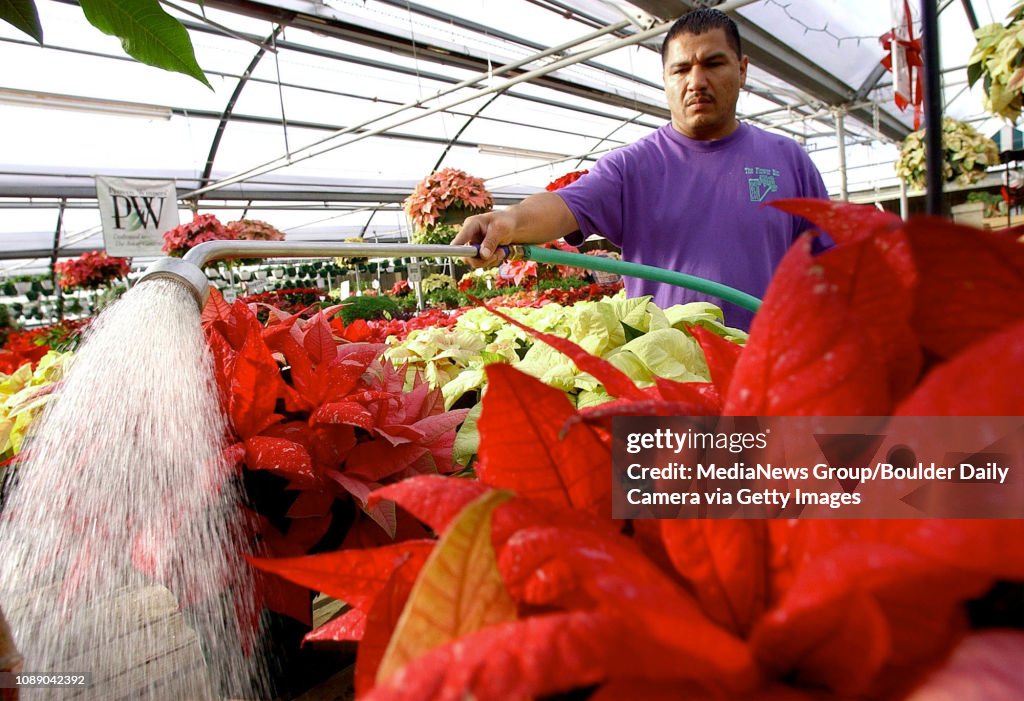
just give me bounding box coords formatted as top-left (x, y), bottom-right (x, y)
top-left (95, 176), bottom-right (179, 256)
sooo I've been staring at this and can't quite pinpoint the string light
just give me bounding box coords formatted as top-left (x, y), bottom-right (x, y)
top-left (765, 0), bottom-right (899, 48)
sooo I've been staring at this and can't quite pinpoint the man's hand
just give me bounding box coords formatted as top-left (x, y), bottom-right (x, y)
top-left (452, 210), bottom-right (517, 269)
top-left (452, 192), bottom-right (579, 268)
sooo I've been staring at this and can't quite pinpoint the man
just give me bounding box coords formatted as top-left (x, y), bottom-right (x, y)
top-left (453, 8), bottom-right (829, 330)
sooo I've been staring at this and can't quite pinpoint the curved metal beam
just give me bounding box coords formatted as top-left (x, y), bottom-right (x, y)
top-left (431, 93), bottom-right (502, 172)
top-left (200, 24), bottom-right (287, 188)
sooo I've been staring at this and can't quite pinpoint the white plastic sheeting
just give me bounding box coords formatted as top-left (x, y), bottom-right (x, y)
top-left (0, 0), bottom-right (1016, 274)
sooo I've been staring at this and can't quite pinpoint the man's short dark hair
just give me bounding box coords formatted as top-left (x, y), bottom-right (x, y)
top-left (661, 8), bottom-right (743, 63)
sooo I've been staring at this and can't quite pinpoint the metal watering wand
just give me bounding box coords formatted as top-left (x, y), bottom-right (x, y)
top-left (137, 241), bottom-right (763, 314)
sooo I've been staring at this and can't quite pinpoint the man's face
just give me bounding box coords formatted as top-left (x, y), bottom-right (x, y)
top-left (663, 28), bottom-right (748, 140)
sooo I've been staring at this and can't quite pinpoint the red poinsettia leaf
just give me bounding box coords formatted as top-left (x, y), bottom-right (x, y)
top-left (268, 328), bottom-right (318, 409)
top-left (591, 680), bottom-right (817, 701)
top-left (243, 436), bottom-right (319, 487)
top-left (303, 312), bottom-right (338, 366)
top-left (387, 380), bottom-right (432, 425)
top-left (425, 430), bottom-right (459, 474)
top-left (753, 585), bottom-right (890, 696)
top-left (565, 398), bottom-right (718, 435)
top-left (875, 520), bottom-right (1024, 582)
top-left (498, 526), bottom-right (755, 689)
top-left (307, 424), bottom-right (358, 471)
top-left (200, 286), bottom-right (233, 325)
top-left (896, 319), bottom-right (1024, 415)
top-left (256, 569), bottom-right (313, 625)
top-left (343, 318), bottom-right (374, 342)
top-left (355, 552), bottom-right (426, 697)
top-left (904, 218), bottom-right (1024, 359)
top-left (361, 611), bottom-right (628, 701)
top-left (660, 521), bottom-right (769, 637)
top-left (653, 375), bottom-right (721, 406)
top-left (770, 198), bottom-right (902, 245)
top-left (321, 352), bottom-right (382, 403)
top-left (376, 491), bottom-right (517, 685)
top-left (686, 324), bottom-right (742, 399)
top-left (478, 363), bottom-right (611, 514)
top-left (304, 606), bottom-right (367, 644)
top-left (475, 299), bottom-right (646, 400)
top-left (754, 533), bottom-right (995, 697)
top-left (248, 540), bottom-right (434, 611)
top-left (311, 401), bottom-right (376, 431)
top-left (342, 510), bottom-right (431, 551)
top-left (281, 514), bottom-right (334, 554)
top-left (374, 425), bottom-right (422, 446)
top-left (407, 409), bottom-right (470, 444)
top-left (205, 332), bottom-right (236, 412)
top-left (725, 237), bottom-right (910, 415)
top-left (328, 470), bottom-right (376, 505)
top-left (368, 475), bottom-right (490, 532)
top-left (287, 489), bottom-right (335, 518)
top-left (233, 326), bottom-right (288, 436)
top-left (346, 441), bottom-right (430, 482)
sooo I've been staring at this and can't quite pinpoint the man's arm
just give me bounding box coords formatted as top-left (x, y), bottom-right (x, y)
top-left (452, 192), bottom-right (580, 267)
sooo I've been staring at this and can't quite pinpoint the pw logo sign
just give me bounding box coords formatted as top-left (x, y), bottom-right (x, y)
top-left (96, 176), bottom-right (179, 256)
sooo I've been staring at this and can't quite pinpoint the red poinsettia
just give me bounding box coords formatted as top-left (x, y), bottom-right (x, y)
top-left (201, 290), bottom-right (468, 622)
top-left (403, 168), bottom-right (493, 230)
top-left (545, 169), bottom-right (589, 191)
top-left (162, 213), bottom-right (231, 257)
top-left (224, 218), bottom-right (285, 243)
top-left (53, 251), bottom-right (130, 291)
top-left (251, 200), bottom-right (1024, 700)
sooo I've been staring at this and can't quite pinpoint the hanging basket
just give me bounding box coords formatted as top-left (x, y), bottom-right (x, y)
top-left (437, 205), bottom-right (486, 227)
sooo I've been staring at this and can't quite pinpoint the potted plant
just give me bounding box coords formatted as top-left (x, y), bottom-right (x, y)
top-left (968, 2), bottom-right (1024, 121)
top-left (895, 117), bottom-right (1000, 190)
top-left (162, 213), bottom-right (231, 257)
top-left (54, 251), bottom-right (131, 292)
top-left (404, 168), bottom-right (493, 245)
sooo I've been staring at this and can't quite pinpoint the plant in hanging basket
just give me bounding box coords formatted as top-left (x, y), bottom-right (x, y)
top-left (225, 218), bottom-right (286, 245)
top-left (54, 251), bottom-right (131, 292)
top-left (162, 213), bottom-right (231, 257)
top-left (968, 2), bottom-right (1024, 121)
top-left (895, 117), bottom-right (1000, 190)
top-left (404, 167), bottom-right (493, 233)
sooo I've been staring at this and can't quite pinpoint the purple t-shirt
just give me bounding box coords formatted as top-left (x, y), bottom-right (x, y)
top-left (557, 122), bottom-right (828, 330)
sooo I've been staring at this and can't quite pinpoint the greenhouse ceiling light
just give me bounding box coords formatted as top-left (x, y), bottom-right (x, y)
top-left (478, 144), bottom-right (570, 161)
top-left (0, 88), bottom-right (172, 120)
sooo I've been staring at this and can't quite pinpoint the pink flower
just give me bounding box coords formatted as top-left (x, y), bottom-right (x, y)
top-left (162, 213), bottom-right (233, 256)
top-left (54, 251), bottom-right (131, 291)
top-left (225, 219), bottom-right (286, 242)
top-left (403, 168), bottom-right (494, 230)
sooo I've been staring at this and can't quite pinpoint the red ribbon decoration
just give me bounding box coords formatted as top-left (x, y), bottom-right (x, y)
top-left (880, 0), bottom-right (923, 128)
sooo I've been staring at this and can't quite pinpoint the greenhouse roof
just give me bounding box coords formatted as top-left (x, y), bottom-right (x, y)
top-left (0, 0), bottom-right (1015, 275)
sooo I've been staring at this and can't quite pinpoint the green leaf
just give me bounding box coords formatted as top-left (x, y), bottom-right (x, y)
top-left (0, 0), bottom-right (43, 43)
top-left (967, 60), bottom-right (983, 87)
top-left (78, 0), bottom-right (211, 88)
top-left (620, 321), bottom-right (645, 342)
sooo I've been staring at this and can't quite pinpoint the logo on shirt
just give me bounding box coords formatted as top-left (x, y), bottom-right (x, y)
top-left (745, 167), bottom-right (780, 202)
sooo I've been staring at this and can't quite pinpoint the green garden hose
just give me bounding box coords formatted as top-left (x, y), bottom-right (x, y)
top-left (513, 244), bottom-right (762, 314)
